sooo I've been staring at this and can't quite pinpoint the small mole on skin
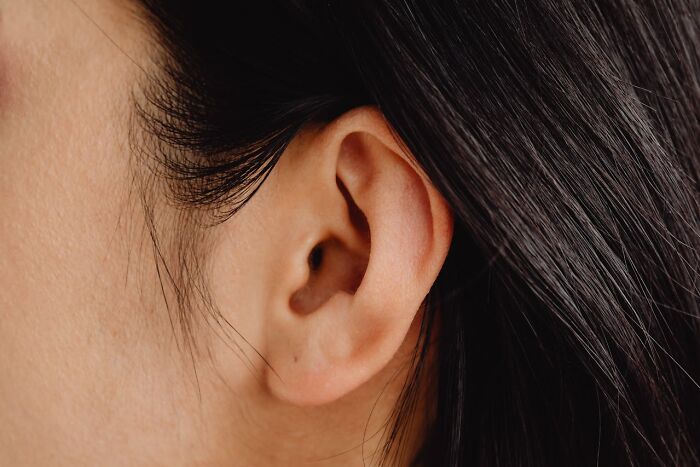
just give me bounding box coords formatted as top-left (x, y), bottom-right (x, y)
top-left (293, 356), bottom-right (298, 363)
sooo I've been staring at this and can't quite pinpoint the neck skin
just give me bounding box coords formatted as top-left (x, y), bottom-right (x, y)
top-left (199, 315), bottom-right (433, 466)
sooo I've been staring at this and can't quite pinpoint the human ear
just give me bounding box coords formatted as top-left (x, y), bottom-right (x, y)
top-left (263, 106), bottom-right (453, 406)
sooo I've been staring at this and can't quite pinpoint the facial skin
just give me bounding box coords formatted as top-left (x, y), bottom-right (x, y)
top-left (0, 1), bottom-right (453, 466)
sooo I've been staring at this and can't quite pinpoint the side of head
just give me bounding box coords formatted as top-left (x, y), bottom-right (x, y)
top-left (0, 1), bottom-right (698, 466)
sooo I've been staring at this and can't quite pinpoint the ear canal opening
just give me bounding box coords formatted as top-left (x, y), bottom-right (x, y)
top-left (308, 244), bottom-right (324, 272)
top-left (289, 178), bottom-right (370, 315)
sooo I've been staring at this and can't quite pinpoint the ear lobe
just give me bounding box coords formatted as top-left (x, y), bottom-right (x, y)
top-left (265, 107), bottom-right (453, 406)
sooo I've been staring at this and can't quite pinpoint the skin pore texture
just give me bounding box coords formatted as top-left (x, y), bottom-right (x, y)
top-left (0, 1), bottom-right (452, 465)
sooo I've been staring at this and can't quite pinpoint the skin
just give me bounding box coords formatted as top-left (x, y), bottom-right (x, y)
top-left (0, 1), bottom-right (452, 465)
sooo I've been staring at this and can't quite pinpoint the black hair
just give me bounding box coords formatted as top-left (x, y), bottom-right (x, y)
top-left (134, 1), bottom-right (700, 465)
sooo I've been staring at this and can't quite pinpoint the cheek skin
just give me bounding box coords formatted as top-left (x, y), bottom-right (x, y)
top-left (0, 2), bottom-right (224, 465)
top-left (0, 12), bottom-right (7, 112)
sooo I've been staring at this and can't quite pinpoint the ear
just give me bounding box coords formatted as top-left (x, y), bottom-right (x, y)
top-left (264, 106), bottom-right (453, 406)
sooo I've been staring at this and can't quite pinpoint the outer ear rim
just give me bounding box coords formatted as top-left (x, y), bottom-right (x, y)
top-left (264, 106), bottom-right (454, 407)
